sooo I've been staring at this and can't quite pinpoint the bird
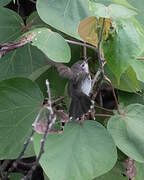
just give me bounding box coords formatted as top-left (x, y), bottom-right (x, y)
top-left (46, 57), bottom-right (92, 119)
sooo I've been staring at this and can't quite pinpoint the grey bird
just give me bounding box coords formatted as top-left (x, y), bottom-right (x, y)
top-left (46, 57), bottom-right (92, 119)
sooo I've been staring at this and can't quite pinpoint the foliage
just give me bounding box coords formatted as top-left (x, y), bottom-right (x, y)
top-left (0, 0), bottom-right (144, 179)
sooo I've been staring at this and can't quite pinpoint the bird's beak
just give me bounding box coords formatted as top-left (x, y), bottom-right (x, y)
top-left (84, 57), bottom-right (91, 63)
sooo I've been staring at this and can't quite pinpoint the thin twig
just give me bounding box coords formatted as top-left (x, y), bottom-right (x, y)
top-left (65, 39), bottom-right (97, 52)
top-left (95, 105), bottom-right (113, 112)
top-left (23, 15), bottom-right (39, 32)
top-left (17, 0), bottom-right (20, 14)
top-left (91, 69), bottom-right (101, 92)
top-left (90, 18), bottom-right (106, 101)
top-left (5, 130), bottom-right (35, 179)
top-left (136, 57), bottom-right (144, 60)
top-left (97, 18), bottom-right (105, 75)
top-left (22, 80), bottom-right (57, 180)
top-left (95, 114), bottom-right (112, 117)
top-left (3, 107), bottom-right (43, 179)
top-left (0, 34), bottom-right (36, 58)
top-left (104, 76), bottom-right (121, 114)
top-left (82, 43), bottom-right (87, 60)
top-left (52, 96), bottom-right (66, 106)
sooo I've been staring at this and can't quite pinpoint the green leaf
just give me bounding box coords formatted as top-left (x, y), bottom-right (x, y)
top-left (127, 0), bottom-right (144, 28)
top-left (89, 0), bottom-right (136, 10)
top-left (104, 65), bottom-right (140, 92)
top-left (0, 45), bottom-right (49, 81)
top-left (89, 2), bottom-right (136, 19)
top-left (93, 162), bottom-right (128, 180)
top-left (28, 28), bottom-right (71, 63)
top-left (0, 7), bottom-right (23, 43)
top-left (0, 0), bottom-right (11, 6)
top-left (130, 60), bottom-right (144, 84)
top-left (0, 8), bottom-right (50, 81)
top-left (133, 162), bottom-right (144, 180)
top-left (34, 121), bottom-right (117, 180)
top-left (44, 173), bottom-right (50, 180)
top-left (103, 20), bottom-right (144, 81)
top-left (107, 104), bottom-right (144, 163)
top-left (10, 173), bottom-right (24, 180)
top-left (0, 78), bottom-right (43, 159)
top-left (118, 91), bottom-right (144, 106)
top-left (36, 67), bottom-right (67, 97)
top-left (36, 0), bottom-right (93, 40)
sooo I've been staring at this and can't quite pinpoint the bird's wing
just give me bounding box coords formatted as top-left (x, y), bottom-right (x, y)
top-left (46, 56), bottom-right (75, 80)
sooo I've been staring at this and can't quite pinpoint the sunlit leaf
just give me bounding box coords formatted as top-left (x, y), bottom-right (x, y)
top-left (36, 0), bottom-right (93, 40)
top-left (103, 19), bottom-right (144, 82)
top-left (89, 0), bottom-right (136, 10)
top-left (89, 2), bottom-right (136, 19)
top-left (27, 28), bottom-right (71, 63)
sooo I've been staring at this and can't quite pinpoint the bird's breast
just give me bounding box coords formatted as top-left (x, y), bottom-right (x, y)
top-left (81, 74), bottom-right (91, 96)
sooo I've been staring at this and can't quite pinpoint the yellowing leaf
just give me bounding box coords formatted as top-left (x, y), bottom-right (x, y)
top-left (78, 16), bottom-right (112, 46)
top-left (78, 16), bottom-right (98, 46)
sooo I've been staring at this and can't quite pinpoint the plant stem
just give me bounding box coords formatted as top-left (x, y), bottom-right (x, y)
top-left (65, 39), bottom-right (97, 52)
top-left (104, 76), bottom-right (121, 114)
top-left (95, 105), bottom-right (113, 112)
top-left (95, 114), bottom-right (112, 117)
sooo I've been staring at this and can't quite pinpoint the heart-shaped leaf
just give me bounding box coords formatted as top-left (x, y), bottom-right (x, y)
top-left (0, 8), bottom-right (50, 81)
top-left (0, 45), bottom-right (49, 81)
top-left (103, 20), bottom-right (144, 82)
top-left (104, 65), bottom-right (140, 92)
top-left (36, 0), bottom-right (93, 40)
top-left (34, 120), bottom-right (117, 180)
top-left (107, 104), bottom-right (144, 163)
top-left (78, 16), bottom-right (111, 47)
top-left (0, 78), bottom-right (43, 159)
top-left (28, 28), bottom-right (71, 63)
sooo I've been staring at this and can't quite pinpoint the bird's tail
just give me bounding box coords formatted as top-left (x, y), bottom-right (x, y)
top-left (69, 93), bottom-right (92, 119)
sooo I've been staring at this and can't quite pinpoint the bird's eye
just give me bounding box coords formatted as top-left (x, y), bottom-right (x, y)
top-left (81, 63), bottom-right (85, 68)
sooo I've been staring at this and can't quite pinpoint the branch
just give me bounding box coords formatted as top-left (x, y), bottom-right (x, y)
top-left (95, 114), bottom-right (112, 117)
top-left (22, 80), bottom-right (57, 180)
top-left (52, 96), bottom-right (66, 106)
top-left (3, 107), bottom-right (43, 179)
top-left (90, 18), bottom-right (106, 100)
top-left (95, 105), bottom-right (113, 112)
top-left (136, 57), bottom-right (144, 60)
top-left (0, 34), bottom-right (35, 58)
top-left (104, 76), bottom-right (121, 114)
top-left (97, 18), bottom-right (105, 75)
top-left (65, 39), bottom-right (97, 52)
